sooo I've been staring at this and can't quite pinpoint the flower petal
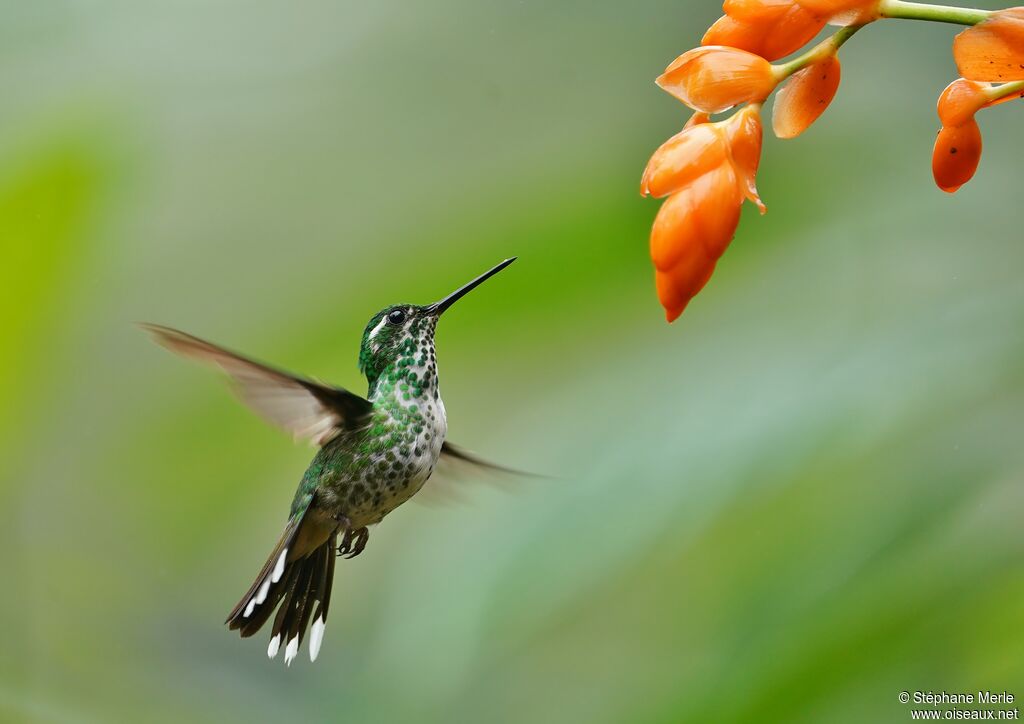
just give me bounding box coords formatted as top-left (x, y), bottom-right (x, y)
top-left (795, 0), bottom-right (880, 24)
top-left (640, 123), bottom-right (728, 198)
top-left (936, 78), bottom-right (989, 127)
top-left (657, 46), bottom-right (778, 113)
top-left (695, 163), bottom-right (744, 258)
top-left (649, 163), bottom-right (742, 271)
top-left (724, 0), bottom-right (798, 23)
top-left (723, 106), bottom-right (766, 213)
top-left (954, 8), bottom-right (1024, 82)
top-left (703, 10), bottom-right (825, 61)
top-left (772, 56), bottom-right (841, 139)
top-left (932, 120), bottom-right (983, 193)
top-left (656, 260), bottom-right (717, 322)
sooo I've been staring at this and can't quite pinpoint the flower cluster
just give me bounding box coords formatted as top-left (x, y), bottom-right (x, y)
top-left (934, 9), bottom-right (1024, 191)
top-left (643, 0), bottom-right (1024, 322)
top-left (703, 0), bottom-right (879, 61)
top-left (642, 106), bottom-right (764, 320)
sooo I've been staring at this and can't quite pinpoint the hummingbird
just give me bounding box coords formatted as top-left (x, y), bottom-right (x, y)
top-left (143, 257), bottom-right (519, 665)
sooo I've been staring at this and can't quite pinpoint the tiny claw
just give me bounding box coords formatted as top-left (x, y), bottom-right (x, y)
top-left (334, 514), bottom-right (355, 557)
top-left (338, 527), bottom-right (369, 559)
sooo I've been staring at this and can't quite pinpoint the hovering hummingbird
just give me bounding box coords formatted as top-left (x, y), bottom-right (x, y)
top-left (143, 257), bottom-right (520, 665)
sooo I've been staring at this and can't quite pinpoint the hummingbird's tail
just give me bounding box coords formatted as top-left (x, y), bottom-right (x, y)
top-left (225, 510), bottom-right (338, 665)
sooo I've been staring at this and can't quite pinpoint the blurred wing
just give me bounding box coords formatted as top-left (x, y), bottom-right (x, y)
top-left (417, 441), bottom-right (542, 506)
top-left (142, 324), bottom-right (372, 446)
top-left (439, 441), bottom-right (534, 476)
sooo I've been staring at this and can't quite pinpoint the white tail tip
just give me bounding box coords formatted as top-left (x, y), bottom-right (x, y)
top-left (271, 547), bottom-right (288, 584)
top-left (254, 578), bottom-right (271, 606)
top-left (284, 636), bottom-right (299, 666)
top-left (309, 616), bottom-right (326, 662)
top-left (267, 634), bottom-right (280, 659)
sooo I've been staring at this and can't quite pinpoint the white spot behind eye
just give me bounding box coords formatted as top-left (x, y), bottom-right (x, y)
top-left (367, 315), bottom-right (389, 343)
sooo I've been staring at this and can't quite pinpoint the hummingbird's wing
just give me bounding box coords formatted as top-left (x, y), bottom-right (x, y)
top-left (142, 324), bottom-right (372, 446)
top-left (439, 441), bottom-right (535, 476)
top-left (416, 441), bottom-right (542, 505)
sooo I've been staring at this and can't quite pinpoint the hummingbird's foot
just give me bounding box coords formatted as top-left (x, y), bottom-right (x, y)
top-left (337, 526), bottom-right (369, 559)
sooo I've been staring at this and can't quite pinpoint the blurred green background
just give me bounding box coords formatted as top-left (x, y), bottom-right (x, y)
top-left (3, 1), bottom-right (1023, 722)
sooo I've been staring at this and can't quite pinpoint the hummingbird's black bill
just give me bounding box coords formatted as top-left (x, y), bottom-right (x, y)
top-left (425, 257), bottom-right (516, 316)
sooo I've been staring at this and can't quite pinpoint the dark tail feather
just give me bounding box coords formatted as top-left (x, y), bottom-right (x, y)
top-left (225, 514), bottom-right (338, 665)
top-left (225, 517), bottom-right (301, 633)
top-left (267, 533), bottom-right (337, 664)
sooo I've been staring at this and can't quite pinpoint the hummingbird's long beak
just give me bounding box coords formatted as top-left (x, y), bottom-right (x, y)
top-left (425, 257), bottom-right (516, 316)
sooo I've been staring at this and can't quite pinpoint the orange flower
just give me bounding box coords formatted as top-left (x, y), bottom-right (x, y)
top-left (930, 78), bottom-right (1024, 192)
top-left (932, 121), bottom-right (982, 193)
top-left (641, 108), bottom-right (765, 206)
top-left (936, 78), bottom-right (989, 127)
top-left (954, 8), bottom-right (1024, 82)
top-left (640, 123), bottom-right (728, 198)
top-left (651, 165), bottom-right (741, 320)
top-left (931, 79), bottom-right (987, 193)
top-left (657, 47), bottom-right (779, 113)
top-left (698, 0), bottom-right (879, 69)
top-left (795, 0), bottom-right (881, 25)
top-left (703, 6), bottom-right (826, 61)
top-left (772, 55), bottom-right (841, 138)
top-left (644, 107), bottom-right (765, 321)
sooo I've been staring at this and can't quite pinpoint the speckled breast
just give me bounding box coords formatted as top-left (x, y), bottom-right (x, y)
top-left (335, 396), bottom-right (447, 528)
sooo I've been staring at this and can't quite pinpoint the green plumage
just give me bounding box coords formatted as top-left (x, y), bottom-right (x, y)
top-left (144, 257), bottom-right (518, 665)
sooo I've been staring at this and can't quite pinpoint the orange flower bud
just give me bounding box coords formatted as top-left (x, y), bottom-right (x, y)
top-left (703, 9), bottom-right (825, 61)
top-left (932, 120), bottom-right (982, 193)
top-left (724, 0), bottom-right (799, 22)
top-left (642, 108), bottom-right (766, 207)
top-left (772, 56), bottom-right (841, 138)
top-left (702, 16), bottom-right (767, 55)
top-left (936, 78), bottom-right (989, 127)
top-left (640, 123), bottom-right (728, 198)
top-left (646, 106), bottom-right (767, 321)
top-left (954, 8), bottom-right (1024, 82)
top-left (650, 167), bottom-right (741, 321)
top-left (655, 261), bottom-right (717, 322)
top-left (795, 0), bottom-right (880, 24)
top-left (650, 164), bottom-right (742, 271)
top-left (657, 47), bottom-right (779, 113)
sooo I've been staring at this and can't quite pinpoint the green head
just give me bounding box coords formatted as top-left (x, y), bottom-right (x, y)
top-left (357, 258), bottom-right (516, 392)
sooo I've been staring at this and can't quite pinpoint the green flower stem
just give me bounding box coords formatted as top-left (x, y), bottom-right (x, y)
top-left (878, 0), bottom-right (993, 25)
top-left (773, 0), bottom-right (993, 83)
top-left (774, 25), bottom-right (862, 81)
top-left (986, 79), bottom-right (1024, 103)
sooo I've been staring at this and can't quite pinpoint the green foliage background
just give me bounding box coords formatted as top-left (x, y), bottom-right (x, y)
top-left (2, 1), bottom-right (1022, 722)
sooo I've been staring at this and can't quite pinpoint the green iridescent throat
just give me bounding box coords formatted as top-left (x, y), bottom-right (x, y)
top-left (290, 310), bottom-right (440, 518)
top-left (358, 307), bottom-right (438, 402)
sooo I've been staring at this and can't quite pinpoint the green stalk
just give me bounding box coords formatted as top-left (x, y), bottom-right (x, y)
top-left (985, 79), bottom-right (1024, 104)
top-left (878, 0), bottom-right (993, 25)
top-left (774, 25), bottom-right (862, 81)
top-left (773, 0), bottom-right (995, 83)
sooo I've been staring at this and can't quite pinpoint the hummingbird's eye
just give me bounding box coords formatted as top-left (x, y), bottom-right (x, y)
top-left (386, 309), bottom-right (407, 325)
